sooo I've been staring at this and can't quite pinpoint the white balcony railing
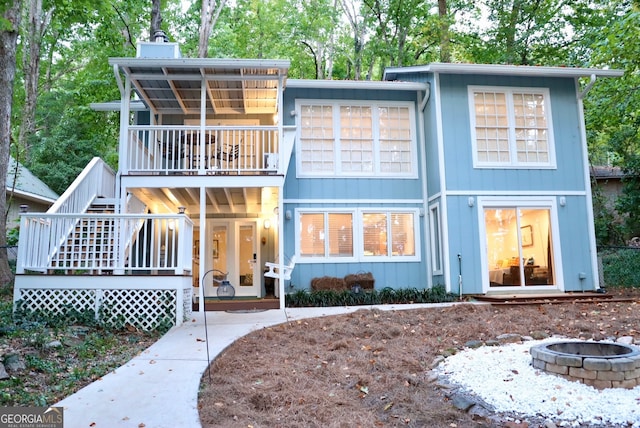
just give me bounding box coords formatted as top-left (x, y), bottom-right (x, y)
top-left (126, 125), bottom-right (280, 175)
top-left (16, 214), bottom-right (193, 275)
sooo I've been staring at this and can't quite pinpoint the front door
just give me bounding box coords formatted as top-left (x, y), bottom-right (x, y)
top-left (210, 220), bottom-right (259, 298)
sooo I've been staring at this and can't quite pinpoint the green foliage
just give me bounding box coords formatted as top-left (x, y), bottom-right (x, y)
top-left (5, 226), bottom-right (18, 246)
top-left (14, 301), bottom-right (99, 329)
top-left (600, 247), bottom-right (640, 288)
top-left (285, 285), bottom-right (456, 307)
top-left (0, 302), bottom-right (162, 407)
top-left (591, 181), bottom-right (625, 245)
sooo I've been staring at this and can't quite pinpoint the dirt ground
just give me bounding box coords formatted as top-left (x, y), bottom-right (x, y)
top-left (198, 289), bottom-right (640, 428)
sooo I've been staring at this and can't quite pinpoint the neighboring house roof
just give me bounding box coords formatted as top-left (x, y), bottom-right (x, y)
top-left (383, 63), bottom-right (624, 80)
top-left (6, 156), bottom-right (58, 204)
top-left (590, 165), bottom-right (625, 180)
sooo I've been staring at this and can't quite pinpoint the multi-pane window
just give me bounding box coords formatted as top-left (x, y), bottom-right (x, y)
top-left (298, 209), bottom-right (418, 261)
top-left (341, 106), bottom-right (374, 173)
top-left (297, 101), bottom-right (415, 176)
top-left (379, 106), bottom-right (413, 173)
top-left (299, 105), bottom-right (335, 173)
top-left (299, 212), bottom-right (353, 258)
top-left (470, 86), bottom-right (554, 167)
top-left (362, 212), bottom-right (415, 257)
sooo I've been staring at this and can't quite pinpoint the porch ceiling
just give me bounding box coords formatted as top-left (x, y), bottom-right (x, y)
top-left (131, 186), bottom-right (269, 215)
top-left (111, 58), bottom-right (290, 116)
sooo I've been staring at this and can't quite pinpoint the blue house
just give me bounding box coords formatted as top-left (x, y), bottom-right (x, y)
top-left (13, 37), bottom-right (622, 329)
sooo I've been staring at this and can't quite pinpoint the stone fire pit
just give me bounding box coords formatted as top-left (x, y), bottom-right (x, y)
top-left (530, 341), bottom-right (640, 390)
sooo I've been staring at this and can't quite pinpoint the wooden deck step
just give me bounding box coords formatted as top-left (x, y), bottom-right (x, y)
top-left (472, 291), bottom-right (619, 305)
top-left (193, 297), bottom-right (280, 312)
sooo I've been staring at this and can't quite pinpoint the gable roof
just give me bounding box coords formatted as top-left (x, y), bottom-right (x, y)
top-left (383, 63), bottom-right (624, 80)
top-left (7, 156), bottom-right (58, 204)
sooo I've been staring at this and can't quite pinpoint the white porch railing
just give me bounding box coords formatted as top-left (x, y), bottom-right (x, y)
top-left (126, 125), bottom-right (280, 175)
top-left (16, 214), bottom-right (193, 275)
top-left (48, 157), bottom-right (115, 214)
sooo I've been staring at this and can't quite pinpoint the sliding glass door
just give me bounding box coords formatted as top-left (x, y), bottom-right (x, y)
top-left (483, 203), bottom-right (557, 290)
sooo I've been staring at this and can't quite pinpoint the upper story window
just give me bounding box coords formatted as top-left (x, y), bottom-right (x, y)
top-left (297, 101), bottom-right (416, 177)
top-left (469, 86), bottom-right (555, 168)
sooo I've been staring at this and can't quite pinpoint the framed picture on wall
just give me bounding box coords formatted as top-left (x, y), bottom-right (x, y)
top-left (521, 225), bottom-right (533, 247)
top-left (213, 240), bottom-right (219, 258)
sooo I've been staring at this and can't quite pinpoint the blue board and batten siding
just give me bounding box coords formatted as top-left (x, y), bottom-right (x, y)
top-left (436, 73), bottom-right (595, 293)
top-left (281, 86), bottom-right (430, 290)
top-left (439, 74), bottom-right (586, 192)
top-left (279, 72), bottom-right (597, 294)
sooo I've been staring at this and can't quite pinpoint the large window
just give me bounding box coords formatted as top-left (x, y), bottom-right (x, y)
top-left (299, 212), bottom-right (354, 258)
top-left (362, 211), bottom-right (415, 258)
top-left (469, 86), bottom-right (555, 168)
top-left (297, 101), bottom-right (416, 177)
top-left (297, 209), bottom-right (419, 262)
top-left (482, 203), bottom-right (557, 289)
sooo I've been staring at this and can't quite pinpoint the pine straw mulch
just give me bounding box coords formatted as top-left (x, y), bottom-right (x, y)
top-left (198, 289), bottom-right (640, 428)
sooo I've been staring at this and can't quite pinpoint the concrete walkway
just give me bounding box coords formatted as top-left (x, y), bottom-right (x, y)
top-left (56, 303), bottom-right (460, 428)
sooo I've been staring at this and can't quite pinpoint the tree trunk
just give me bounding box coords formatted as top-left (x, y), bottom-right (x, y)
top-left (17, 0), bottom-right (51, 162)
top-left (505, 0), bottom-right (521, 64)
top-left (438, 0), bottom-right (451, 63)
top-left (0, 0), bottom-right (23, 288)
top-left (341, 0), bottom-right (364, 80)
top-left (198, 0), bottom-right (227, 58)
top-left (150, 0), bottom-right (162, 41)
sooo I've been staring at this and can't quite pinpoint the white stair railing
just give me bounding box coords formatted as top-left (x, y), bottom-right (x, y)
top-left (16, 214), bottom-right (193, 274)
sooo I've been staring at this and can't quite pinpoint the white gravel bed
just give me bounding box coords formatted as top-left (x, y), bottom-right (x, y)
top-left (436, 337), bottom-right (640, 427)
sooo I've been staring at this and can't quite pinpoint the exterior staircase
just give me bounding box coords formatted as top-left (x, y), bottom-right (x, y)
top-left (49, 199), bottom-right (117, 274)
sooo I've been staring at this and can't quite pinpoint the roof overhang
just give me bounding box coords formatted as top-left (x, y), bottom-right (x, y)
top-left (108, 57), bottom-right (291, 115)
top-left (287, 79), bottom-right (428, 92)
top-left (384, 63), bottom-right (624, 80)
top-left (7, 187), bottom-right (57, 205)
top-left (90, 100), bottom-right (149, 112)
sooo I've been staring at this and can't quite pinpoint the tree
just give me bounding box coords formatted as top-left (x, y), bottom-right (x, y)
top-left (340, 0), bottom-right (366, 79)
top-left (0, 0), bottom-right (23, 287)
top-left (583, 1), bottom-right (640, 239)
top-left (150, 0), bottom-right (162, 40)
top-left (438, 0), bottom-right (451, 62)
top-left (17, 0), bottom-right (53, 162)
top-left (198, 0), bottom-right (227, 57)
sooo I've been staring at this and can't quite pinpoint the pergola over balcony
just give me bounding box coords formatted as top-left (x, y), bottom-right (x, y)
top-left (108, 57), bottom-right (291, 116)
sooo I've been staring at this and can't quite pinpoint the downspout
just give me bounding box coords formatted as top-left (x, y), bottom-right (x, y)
top-left (579, 74), bottom-right (597, 100)
top-left (277, 73), bottom-right (286, 310)
top-left (417, 85), bottom-right (431, 288)
top-left (576, 75), bottom-right (601, 291)
top-left (432, 72), bottom-right (452, 293)
top-left (420, 82), bottom-right (431, 112)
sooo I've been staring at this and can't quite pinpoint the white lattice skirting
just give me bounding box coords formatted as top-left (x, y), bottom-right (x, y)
top-left (16, 287), bottom-right (192, 331)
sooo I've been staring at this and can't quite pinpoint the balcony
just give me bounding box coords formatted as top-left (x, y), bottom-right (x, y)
top-left (125, 125), bottom-right (281, 176)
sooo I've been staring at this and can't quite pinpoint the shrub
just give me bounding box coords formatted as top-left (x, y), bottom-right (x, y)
top-left (285, 285), bottom-right (456, 308)
top-left (600, 248), bottom-right (640, 288)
